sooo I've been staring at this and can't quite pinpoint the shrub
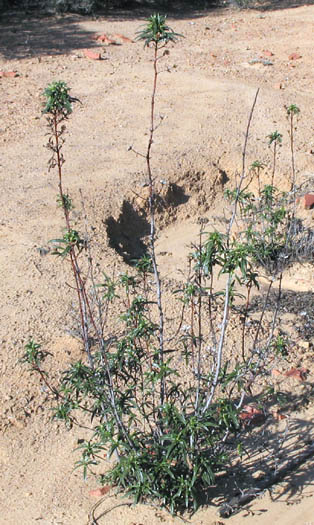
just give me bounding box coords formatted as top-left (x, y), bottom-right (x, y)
top-left (51, 0), bottom-right (96, 13)
top-left (22, 15), bottom-right (313, 517)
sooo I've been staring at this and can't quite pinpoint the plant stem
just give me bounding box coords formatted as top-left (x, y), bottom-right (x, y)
top-left (146, 41), bottom-right (165, 409)
top-left (241, 283), bottom-right (252, 362)
top-left (52, 111), bottom-right (132, 446)
top-left (195, 230), bottom-right (203, 413)
top-left (202, 88), bottom-right (260, 414)
top-left (53, 114), bottom-right (94, 369)
top-left (252, 278), bottom-right (273, 350)
top-left (289, 112), bottom-right (296, 191)
top-left (271, 142), bottom-right (276, 187)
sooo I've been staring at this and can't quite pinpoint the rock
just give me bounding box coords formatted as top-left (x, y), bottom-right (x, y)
top-left (95, 34), bottom-right (116, 45)
top-left (284, 367), bottom-right (307, 381)
top-left (249, 58), bottom-right (273, 66)
top-left (83, 49), bottom-right (101, 60)
top-left (239, 405), bottom-right (265, 425)
top-left (89, 485), bottom-right (110, 498)
top-left (272, 410), bottom-right (287, 420)
top-left (304, 193), bottom-right (314, 210)
top-left (299, 340), bottom-right (310, 350)
top-left (252, 469), bottom-right (265, 480)
top-left (263, 49), bottom-right (274, 57)
top-left (288, 52), bottom-right (302, 60)
top-left (0, 71), bottom-right (18, 78)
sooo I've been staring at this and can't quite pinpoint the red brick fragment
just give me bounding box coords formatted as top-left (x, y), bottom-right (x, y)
top-left (96, 34), bottom-right (116, 45)
top-left (284, 367), bottom-right (307, 381)
top-left (89, 485), bottom-right (110, 498)
top-left (239, 405), bottom-right (265, 425)
top-left (83, 49), bottom-right (101, 60)
top-left (272, 411), bottom-right (287, 420)
top-left (304, 193), bottom-right (314, 210)
top-left (263, 49), bottom-right (274, 57)
top-left (0, 71), bottom-right (18, 78)
top-left (288, 52), bottom-right (302, 60)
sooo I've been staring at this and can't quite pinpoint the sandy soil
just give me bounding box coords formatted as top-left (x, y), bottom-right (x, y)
top-left (0, 3), bottom-right (313, 524)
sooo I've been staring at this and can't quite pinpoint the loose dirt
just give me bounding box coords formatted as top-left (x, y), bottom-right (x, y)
top-left (0, 3), bottom-right (313, 524)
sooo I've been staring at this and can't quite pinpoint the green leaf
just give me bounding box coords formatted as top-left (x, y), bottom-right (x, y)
top-left (43, 80), bottom-right (73, 116)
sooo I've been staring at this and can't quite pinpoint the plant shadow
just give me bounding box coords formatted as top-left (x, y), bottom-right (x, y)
top-left (105, 199), bottom-right (150, 263)
top-left (0, 12), bottom-right (98, 60)
top-left (250, 0), bottom-right (314, 11)
top-left (193, 284), bottom-right (314, 516)
top-left (197, 390), bottom-right (314, 517)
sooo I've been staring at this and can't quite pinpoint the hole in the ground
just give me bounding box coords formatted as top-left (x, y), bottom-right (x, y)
top-left (105, 165), bottom-right (229, 263)
top-left (158, 182), bottom-right (189, 208)
top-left (105, 200), bottom-right (150, 264)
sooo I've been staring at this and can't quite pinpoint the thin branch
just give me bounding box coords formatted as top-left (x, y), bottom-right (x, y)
top-left (202, 88), bottom-right (260, 414)
top-left (146, 41), bottom-right (165, 408)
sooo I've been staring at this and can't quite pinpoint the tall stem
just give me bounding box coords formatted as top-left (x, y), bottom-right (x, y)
top-left (195, 230), bottom-right (203, 413)
top-left (53, 114), bottom-right (94, 369)
top-left (202, 88), bottom-right (260, 414)
top-left (289, 113), bottom-right (296, 191)
top-left (271, 142), bottom-right (276, 187)
top-left (146, 42), bottom-right (165, 408)
top-left (241, 283), bottom-right (252, 362)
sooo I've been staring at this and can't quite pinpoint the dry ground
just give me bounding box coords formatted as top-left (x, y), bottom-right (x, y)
top-left (0, 3), bottom-right (313, 524)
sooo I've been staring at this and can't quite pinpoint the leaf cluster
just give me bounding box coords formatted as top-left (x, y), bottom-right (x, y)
top-left (43, 81), bottom-right (73, 116)
top-left (225, 184), bottom-right (297, 274)
top-left (50, 229), bottom-right (85, 258)
top-left (136, 14), bottom-right (182, 47)
top-left (21, 339), bottom-right (48, 368)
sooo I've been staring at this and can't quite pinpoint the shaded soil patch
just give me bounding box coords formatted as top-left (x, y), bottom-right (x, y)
top-left (105, 199), bottom-right (150, 262)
